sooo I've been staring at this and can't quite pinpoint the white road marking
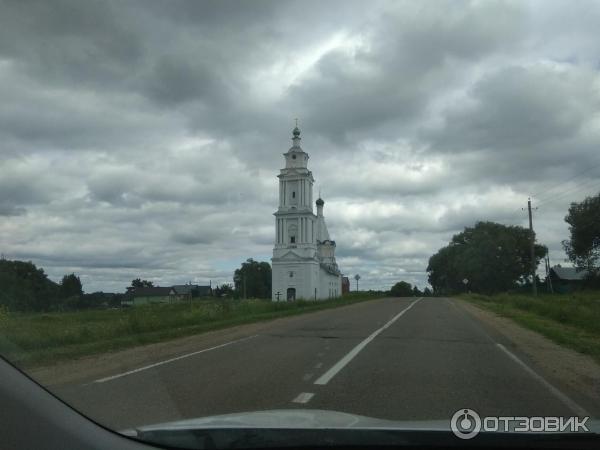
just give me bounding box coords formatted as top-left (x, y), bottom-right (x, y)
top-left (94, 335), bottom-right (259, 383)
top-left (496, 343), bottom-right (589, 417)
top-left (292, 392), bottom-right (315, 404)
top-left (314, 298), bottom-right (423, 386)
top-left (302, 373), bottom-right (313, 381)
top-left (314, 362), bottom-right (323, 369)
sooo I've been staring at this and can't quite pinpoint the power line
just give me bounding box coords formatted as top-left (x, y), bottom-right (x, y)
top-left (536, 178), bottom-right (600, 207)
top-left (530, 157), bottom-right (600, 202)
top-left (533, 172), bottom-right (599, 203)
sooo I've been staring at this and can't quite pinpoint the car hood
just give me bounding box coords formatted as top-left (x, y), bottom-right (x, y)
top-left (121, 410), bottom-right (600, 450)
top-left (123, 408), bottom-right (600, 432)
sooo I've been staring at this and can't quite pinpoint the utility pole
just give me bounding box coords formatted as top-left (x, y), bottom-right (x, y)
top-left (545, 254), bottom-right (554, 294)
top-left (527, 198), bottom-right (537, 296)
top-left (243, 274), bottom-right (247, 300)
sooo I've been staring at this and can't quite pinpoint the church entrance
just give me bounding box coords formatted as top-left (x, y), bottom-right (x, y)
top-left (286, 288), bottom-right (296, 301)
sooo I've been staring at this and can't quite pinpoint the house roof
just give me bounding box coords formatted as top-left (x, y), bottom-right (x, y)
top-left (172, 285), bottom-right (211, 295)
top-left (550, 266), bottom-right (589, 281)
top-left (172, 285), bottom-right (195, 295)
top-left (133, 286), bottom-right (172, 297)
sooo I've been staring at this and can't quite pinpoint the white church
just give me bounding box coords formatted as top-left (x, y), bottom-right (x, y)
top-left (272, 125), bottom-right (342, 301)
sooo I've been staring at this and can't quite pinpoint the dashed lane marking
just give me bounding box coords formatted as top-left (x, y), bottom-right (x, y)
top-left (314, 298), bottom-right (423, 386)
top-left (292, 392), bottom-right (315, 404)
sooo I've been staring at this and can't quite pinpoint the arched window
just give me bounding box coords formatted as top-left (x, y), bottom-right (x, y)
top-left (292, 191), bottom-right (295, 198)
top-left (288, 223), bottom-right (297, 244)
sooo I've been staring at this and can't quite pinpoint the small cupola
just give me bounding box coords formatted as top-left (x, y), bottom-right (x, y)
top-left (316, 197), bottom-right (324, 216)
top-left (284, 122), bottom-right (309, 168)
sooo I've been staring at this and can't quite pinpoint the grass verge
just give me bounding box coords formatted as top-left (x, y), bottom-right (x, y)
top-left (0, 292), bottom-right (384, 369)
top-left (460, 291), bottom-right (600, 363)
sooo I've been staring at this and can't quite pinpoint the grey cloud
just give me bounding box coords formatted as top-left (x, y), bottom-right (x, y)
top-left (0, 0), bottom-right (144, 88)
top-left (142, 55), bottom-right (233, 107)
top-left (2, 0), bottom-right (600, 292)
top-left (426, 64), bottom-right (598, 153)
top-left (288, 1), bottom-right (527, 141)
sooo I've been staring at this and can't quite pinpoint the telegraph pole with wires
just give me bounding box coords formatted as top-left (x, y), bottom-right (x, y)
top-left (545, 253), bottom-right (554, 294)
top-left (526, 198), bottom-right (538, 296)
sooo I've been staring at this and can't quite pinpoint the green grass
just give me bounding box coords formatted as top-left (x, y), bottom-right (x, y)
top-left (0, 292), bottom-right (383, 369)
top-left (460, 291), bottom-right (600, 362)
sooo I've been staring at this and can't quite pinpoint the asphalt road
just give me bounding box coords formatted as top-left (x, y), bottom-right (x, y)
top-left (51, 297), bottom-right (594, 430)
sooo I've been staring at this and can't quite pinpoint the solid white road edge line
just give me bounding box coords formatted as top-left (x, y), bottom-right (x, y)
top-left (314, 297), bottom-right (423, 386)
top-left (94, 335), bottom-right (259, 384)
top-left (292, 392), bottom-right (315, 404)
top-left (496, 343), bottom-right (589, 417)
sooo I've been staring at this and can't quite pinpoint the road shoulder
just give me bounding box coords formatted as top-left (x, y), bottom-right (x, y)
top-left (455, 298), bottom-right (600, 417)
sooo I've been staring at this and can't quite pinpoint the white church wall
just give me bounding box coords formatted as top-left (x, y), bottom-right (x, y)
top-left (318, 268), bottom-right (342, 299)
top-left (272, 260), bottom-right (319, 301)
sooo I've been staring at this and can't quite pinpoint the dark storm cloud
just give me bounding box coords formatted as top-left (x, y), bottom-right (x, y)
top-left (143, 55), bottom-right (230, 106)
top-left (1, 0), bottom-right (600, 291)
top-left (426, 64), bottom-right (598, 154)
top-left (0, 0), bottom-right (144, 88)
top-left (289, 0), bottom-right (526, 140)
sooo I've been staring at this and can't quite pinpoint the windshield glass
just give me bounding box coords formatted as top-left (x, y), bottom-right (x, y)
top-left (1, 0), bottom-right (599, 448)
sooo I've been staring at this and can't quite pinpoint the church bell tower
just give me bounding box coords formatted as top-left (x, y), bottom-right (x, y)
top-left (272, 125), bottom-right (320, 301)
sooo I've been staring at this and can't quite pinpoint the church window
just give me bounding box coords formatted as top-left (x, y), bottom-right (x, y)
top-left (292, 154), bottom-right (296, 159)
top-left (289, 271), bottom-right (294, 278)
top-left (292, 191), bottom-right (295, 198)
top-left (290, 236), bottom-right (296, 244)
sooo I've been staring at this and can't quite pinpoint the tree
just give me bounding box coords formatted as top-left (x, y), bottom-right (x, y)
top-left (423, 287), bottom-right (433, 297)
top-left (130, 278), bottom-right (154, 288)
top-left (412, 286), bottom-right (422, 297)
top-left (214, 284), bottom-right (234, 298)
top-left (233, 259), bottom-right (271, 299)
top-left (61, 273), bottom-right (83, 298)
top-left (427, 221), bottom-right (547, 295)
top-left (126, 278), bottom-right (154, 295)
top-left (562, 192), bottom-right (600, 274)
top-left (0, 259), bottom-right (61, 311)
top-left (390, 281), bottom-right (413, 297)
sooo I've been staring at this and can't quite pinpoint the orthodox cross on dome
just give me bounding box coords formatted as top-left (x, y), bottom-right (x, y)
top-left (291, 119), bottom-right (301, 147)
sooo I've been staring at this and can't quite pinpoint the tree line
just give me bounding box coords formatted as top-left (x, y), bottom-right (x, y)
top-left (0, 259), bottom-right (124, 311)
top-left (426, 192), bottom-right (600, 295)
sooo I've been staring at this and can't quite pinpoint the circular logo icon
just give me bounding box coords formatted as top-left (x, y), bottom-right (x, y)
top-left (451, 408), bottom-right (481, 440)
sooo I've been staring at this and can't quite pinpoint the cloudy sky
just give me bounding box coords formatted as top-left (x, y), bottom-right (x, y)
top-left (2, 0), bottom-right (600, 293)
